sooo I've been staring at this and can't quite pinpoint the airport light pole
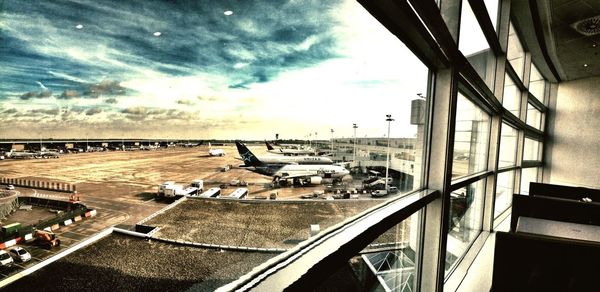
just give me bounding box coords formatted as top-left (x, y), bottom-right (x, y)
top-left (353, 123), bottom-right (358, 163)
top-left (330, 129), bottom-right (334, 152)
top-left (385, 114), bottom-right (394, 192)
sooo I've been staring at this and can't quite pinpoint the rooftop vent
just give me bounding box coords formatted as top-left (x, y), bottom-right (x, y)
top-left (571, 15), bottom-right (600, 36)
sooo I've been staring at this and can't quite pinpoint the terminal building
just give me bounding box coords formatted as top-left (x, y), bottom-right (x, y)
top-left (1, 0), bottom-right (599, 291)
top-left (218, 0), bottom-right (600, 291)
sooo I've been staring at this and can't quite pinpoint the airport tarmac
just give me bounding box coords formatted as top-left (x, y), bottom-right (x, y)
top-left (0, 144), bottom-right (401, 289)
top-left (0, 146), bottom-right (274, 223)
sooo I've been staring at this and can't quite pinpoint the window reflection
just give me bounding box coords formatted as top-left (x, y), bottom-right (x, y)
top-left (520, 167), bottom-right (539, 195)
top-left (452, 93), bottom-right (491, 179)
top-left (494, 170), bottom-right (514, 217)
top-left (446, 179), bottom-right (485, 274)
top-left (523, 138), bottom-right (541, 161)
top-left (311, 212), bottom-right (420, 291)
top-left (528, 63), bottom-right (545, 101)
top-left (507, 22), bottom-right (525, 81)
top-left (526, 102), bottom-right (542, 130)
top-left (502, 73), bottom-right (521, 117)
top-left (459, 0), bottom-right (495, 88)
top-left (498, 123), bottom-right (518, 167)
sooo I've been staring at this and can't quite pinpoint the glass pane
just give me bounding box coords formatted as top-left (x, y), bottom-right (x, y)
top-left (446, 179), bottom-right (485, 274)
top-left (502, 73), bottom-right (521, 117)
top-left (484, 0), bottom-right (499, 31)
top-left (520, 167), bottom-right (539, 195)
top-left (342, 213), bottom-right (421, 292)
top-left (452, 93), bottom-right (491, 179)
top-left (494, 170), bottom-right (514, 218)
top-left (459, 1), bottom-right (495, 89)
top-left (523, 138), bottom-right (541, 161)
top-left (0, 0), bottom-right (431, 287)
top-left (526, 103), bottom-right (542, 130)
top-left (528, 63), bottom-right (545, 101)
top-left (507, 22), bottom-right (525, 81)
top-left (498, 123), bottom-right (518, 167)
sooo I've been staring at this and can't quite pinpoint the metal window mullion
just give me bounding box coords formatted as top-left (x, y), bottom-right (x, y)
top-left (467, 0), bottom-right (502, 55)
top-left (419, 67), bottom-right (459, 292)
top-left (527, 92), bottom-right (547, 113)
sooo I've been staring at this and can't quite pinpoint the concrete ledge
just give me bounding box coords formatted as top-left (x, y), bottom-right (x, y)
top-left (150, 236), bottom-right (287, 253)
top-left (137, 197), bottom-right (187, 225)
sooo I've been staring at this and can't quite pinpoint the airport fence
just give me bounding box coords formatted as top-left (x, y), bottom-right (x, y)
top-left (0, 177), bottom-right (77, 193)
top-left (0, 192), bottom-right (18, 221)
top-left (0, 197), bottom-right (91, 241)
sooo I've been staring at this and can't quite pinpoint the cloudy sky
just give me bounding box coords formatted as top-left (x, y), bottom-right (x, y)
top-left (0, 0), bottom-right (428, 139)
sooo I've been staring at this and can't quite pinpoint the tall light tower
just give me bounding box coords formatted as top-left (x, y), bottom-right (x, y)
top-left (385, 114), bottom-right (394, 192)
top-left (330, 129), bottom-right (334, 151)
top-left (352, 123), bottom-right (358, 163)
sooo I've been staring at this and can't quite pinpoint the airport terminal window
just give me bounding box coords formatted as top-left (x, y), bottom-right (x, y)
top-left (483, 0), bottom-right (500, 31)
top-left (528, 63), bottom-right (546, 101)
top-left (458, 0), bottom-right (495, 88)
top-left (507, 21), bottom-right (525, 82)
top-left (357, 214), bottom-right (420, 292)
top-left (498, 123), bottom-right (518, 168)
top-left (523, 137), bottom-right (541, 161)
top-left (0, 0), bottom-right (433, 289)
top-left (520, 167), bottom-right (539, 195)
top-left (526, 102), bottom-right (542, 130)
top-left (446, 179), bottom-right (485, 274)
top-left (452, 93), bottom-right (491, 179)
top-left (502, 73), bottom-right (521, 117)
top-left (494, 170), bottom-right (514, 218)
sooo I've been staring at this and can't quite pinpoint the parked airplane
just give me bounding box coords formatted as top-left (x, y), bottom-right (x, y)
top-left (235, 149), bottom-right (333, 165)
top-left (35, 150), bottom-right (60, 158)
top-left (236, 142), bottom-right (349, 185)
top-left (6, 150), bottom-right (36, 159)
top-left (265, 141), bottom-right (316, 156)
top-left (208, 142), bottom-right (225, 156)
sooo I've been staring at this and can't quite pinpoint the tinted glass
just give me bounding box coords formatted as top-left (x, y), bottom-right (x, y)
top-left (452, 93), bottom-right (490, 179)
top-left (446, 179), bottom-right (485, 274)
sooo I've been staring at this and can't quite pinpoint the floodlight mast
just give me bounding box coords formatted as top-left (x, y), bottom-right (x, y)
top-left (385, 114), bottom-right (394, 192)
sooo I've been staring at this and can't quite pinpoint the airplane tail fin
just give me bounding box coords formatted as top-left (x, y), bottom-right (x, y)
top-left (236, 141), bottom-right (263, 167)
top-left (265, 141), bottom-right (274, 150)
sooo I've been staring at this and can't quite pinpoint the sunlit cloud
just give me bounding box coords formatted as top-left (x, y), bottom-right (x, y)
top-left (0, 0), bottom-right (428, 139)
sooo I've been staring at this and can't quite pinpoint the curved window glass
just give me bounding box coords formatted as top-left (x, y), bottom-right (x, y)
top-left (446, 179), bottom-right (485, 274)
top-left (526, 102), bottom-right (542, 130)
top-left (528, 64), bottom-right (545, 101)
top-left (502, 73), bottom-right (521, 117)
top-left (459, 0), bottom-right (496, 88)
top-left (452, 93), bottom-right (491, 179)
top-left (498, 123), bottom-right (518, 168)
top-left (494, 170), bottom-right (514, 218)
top-left (507, 22), bottom-right (525, 81)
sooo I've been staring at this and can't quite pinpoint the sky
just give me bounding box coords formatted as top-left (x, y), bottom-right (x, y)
top-left (0, 0), bottom-right (429, 139)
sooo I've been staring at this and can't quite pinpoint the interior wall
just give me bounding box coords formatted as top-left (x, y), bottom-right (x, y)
top-left (544, 75), bottom-right (600, 188)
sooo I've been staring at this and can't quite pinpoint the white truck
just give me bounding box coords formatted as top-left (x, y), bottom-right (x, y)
top-left (157, 179), bottom-right (204, 198)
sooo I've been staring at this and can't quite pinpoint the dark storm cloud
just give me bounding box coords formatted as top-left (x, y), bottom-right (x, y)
top-left (86, 107), bottom-right (103, 116)
top-left (19, 89), bottom-right (52, 100)
top-left (30, 108), bottom-right (60, 115)
top-left (121, 107), bottom-right (167, 116)
top-left (105, 98), bottom-right (118, 104)
top-left (58, 89), bottom-right (81, 99)
top-left (84, 80), bottom-right (126, 98)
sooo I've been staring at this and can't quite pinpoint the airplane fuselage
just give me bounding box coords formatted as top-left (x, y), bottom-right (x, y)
top-left (255, 155), bottom-right (333, 165)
